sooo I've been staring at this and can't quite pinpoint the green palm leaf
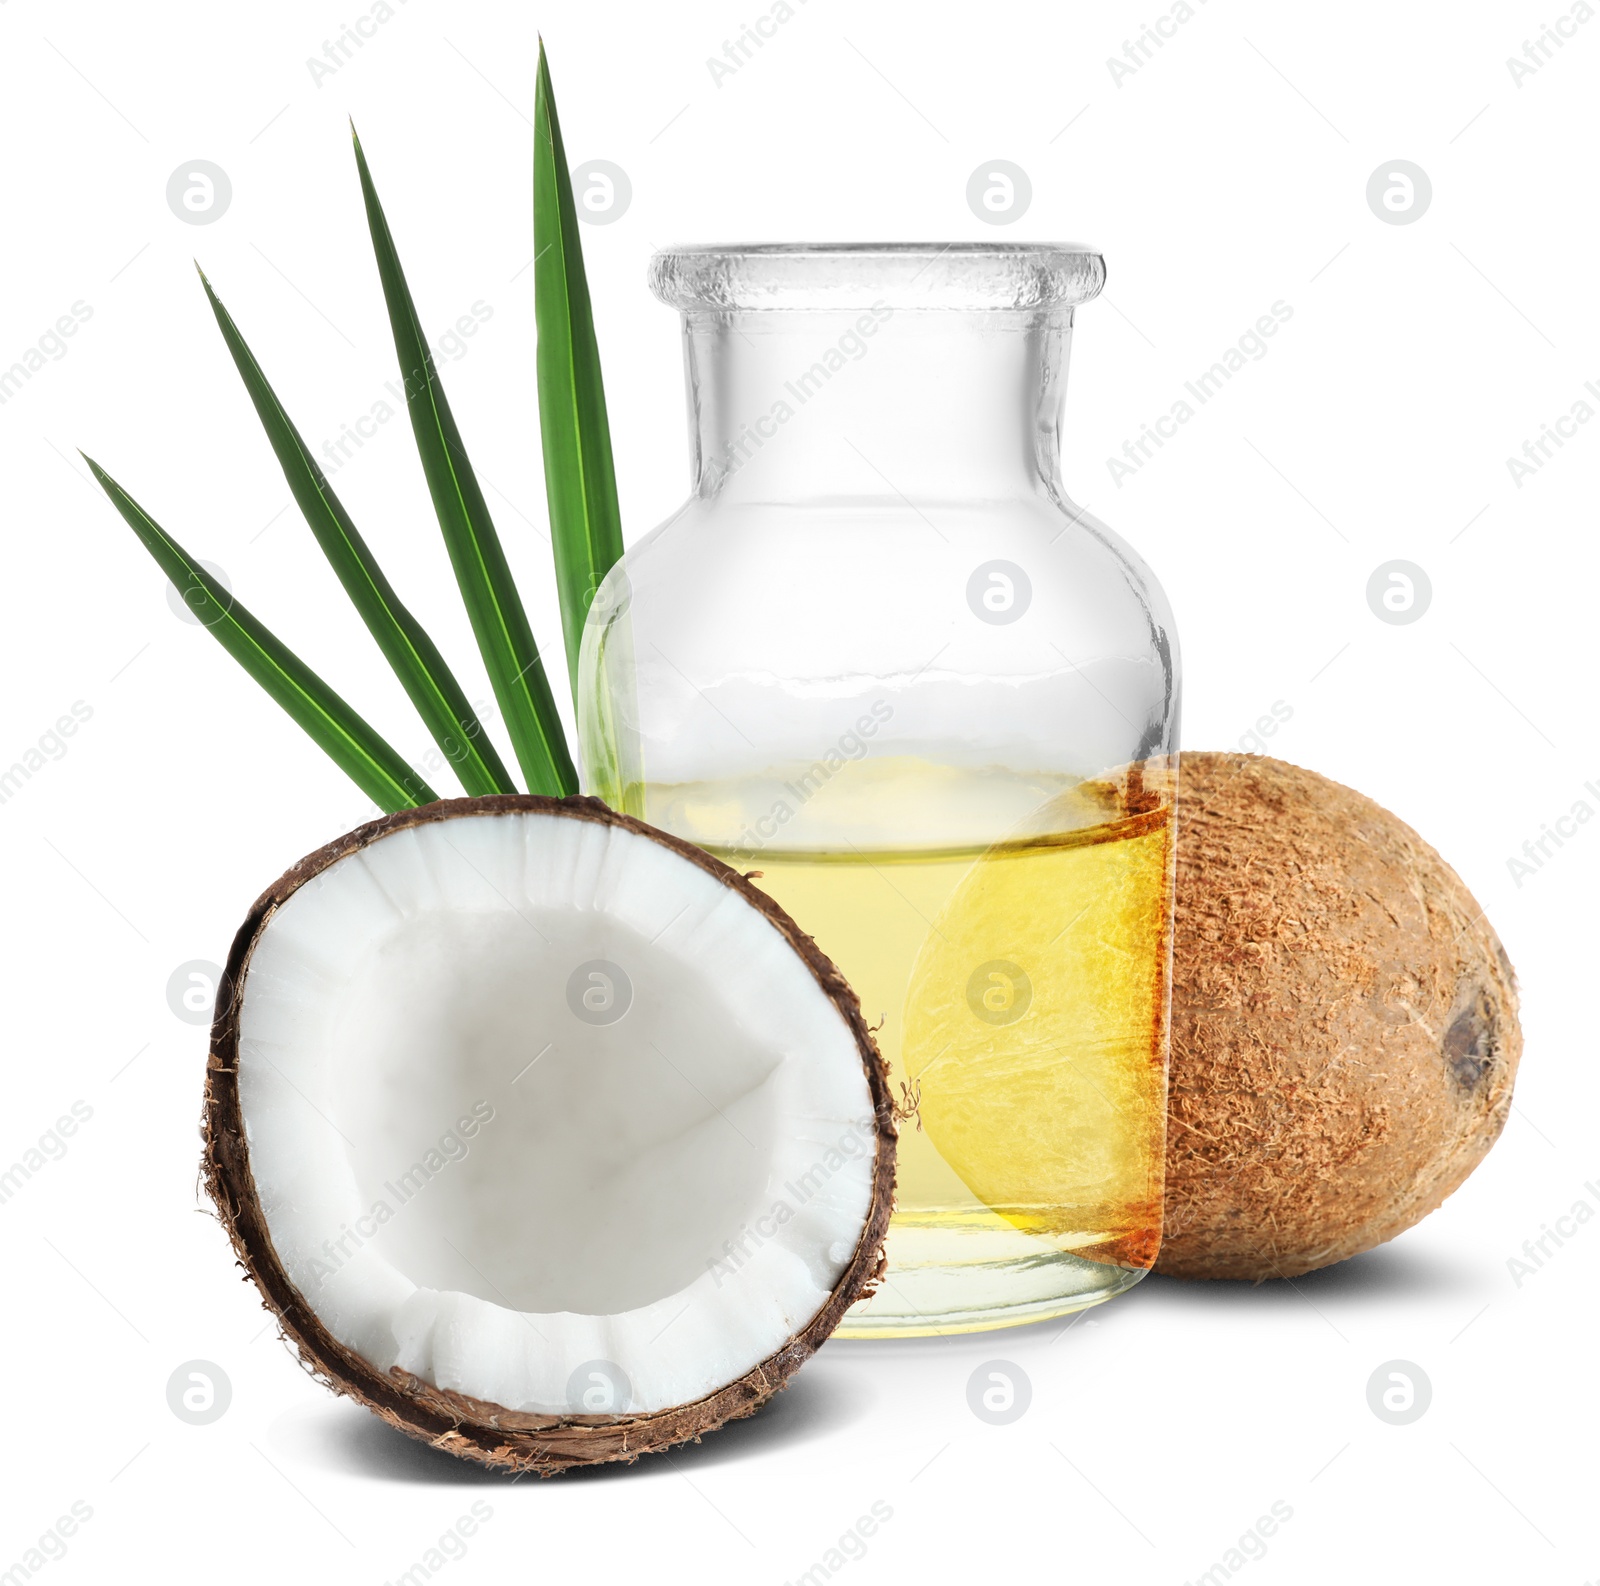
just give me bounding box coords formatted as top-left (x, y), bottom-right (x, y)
top-left (196, 266), bottom-right (515, 799)
top-left (534, 39), bottom-right (625, 695)
top-left (351, 126), bottom-right (577, 797)
top-left (84, 455), bottom-right (436, 813)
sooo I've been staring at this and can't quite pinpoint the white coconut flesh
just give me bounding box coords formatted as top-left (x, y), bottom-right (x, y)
top-left (237, 809), bottom-right (877, 1416)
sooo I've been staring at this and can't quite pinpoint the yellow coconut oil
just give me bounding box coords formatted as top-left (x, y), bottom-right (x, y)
top-left (639, 758), bottom-right (1174, 1336)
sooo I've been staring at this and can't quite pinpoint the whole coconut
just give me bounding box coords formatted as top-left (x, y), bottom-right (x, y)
top-left (1158, 752), bottom-right (1521, 1280)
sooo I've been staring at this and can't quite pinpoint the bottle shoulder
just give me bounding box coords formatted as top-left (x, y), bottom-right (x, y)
top-left (580, 491), bottom-right (1181, 799)
top-left (609, 492), bottom-right (1177, 659)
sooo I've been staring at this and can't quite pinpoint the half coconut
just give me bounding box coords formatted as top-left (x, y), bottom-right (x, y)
top-left (204, 796), bottom-right (895, 1472)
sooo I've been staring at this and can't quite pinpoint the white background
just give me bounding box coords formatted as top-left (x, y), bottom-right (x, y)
top-left (1, 0), bottom-right (1596, 1581)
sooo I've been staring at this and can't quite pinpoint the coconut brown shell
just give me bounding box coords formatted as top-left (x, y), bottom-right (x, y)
top-left (203, 795), bottom-right (896, 1473)
top-left (1157, 753), bottom-right (1521, 1281)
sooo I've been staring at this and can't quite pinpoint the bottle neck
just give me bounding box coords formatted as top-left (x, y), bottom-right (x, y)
top-left (682, 307), bottom-right (1073, 503)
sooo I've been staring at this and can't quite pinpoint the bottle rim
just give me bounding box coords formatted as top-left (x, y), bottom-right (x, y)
top-left (648, 242), bottom-right (1106, 313)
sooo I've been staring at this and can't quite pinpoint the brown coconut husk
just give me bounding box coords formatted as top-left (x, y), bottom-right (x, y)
top-left (202, 794), bottom-right (896, 1473)
top-left (1158, 753), bottom-right (1521, 1281)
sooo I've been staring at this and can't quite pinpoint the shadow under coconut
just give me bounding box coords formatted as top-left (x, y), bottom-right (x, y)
top-left (1140, 1239), bottom-right (1492, 1306)
top-left (819, 1242), bottom-right (1492, 1358)
top-left (270, 1360), bottom-right (873, 1485)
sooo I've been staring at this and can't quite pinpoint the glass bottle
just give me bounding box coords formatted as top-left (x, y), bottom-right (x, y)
top-left (579, 244), bottom-right (1180, 1336)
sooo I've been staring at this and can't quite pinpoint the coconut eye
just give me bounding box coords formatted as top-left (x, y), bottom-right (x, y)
top-left (208, 800), bottom-right (894, 1471)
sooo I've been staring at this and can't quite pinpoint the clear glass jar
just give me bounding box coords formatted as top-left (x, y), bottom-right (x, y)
top-left (579, 244), bottom-right (1180, 1336)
